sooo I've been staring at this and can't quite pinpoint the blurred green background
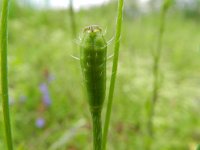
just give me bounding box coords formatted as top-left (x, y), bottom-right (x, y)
top-left (0, 0), bottom-right (200, 149)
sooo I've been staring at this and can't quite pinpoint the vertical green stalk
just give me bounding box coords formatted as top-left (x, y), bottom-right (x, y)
top-left (69, 0), bottom-right (77, 39)
top-left (91, 111), bottom-right (102, 150)
top-left (147, 0), bottom-right (173, 137)
top-left (102, 0), bottom-right (124, 149)
top-left (0, 0), bottom-right (13, 150)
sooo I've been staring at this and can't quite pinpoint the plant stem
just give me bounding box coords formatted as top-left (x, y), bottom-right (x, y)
top-left (91, 111), bottom-right (102, 150)
top-left (0, 0), bottom-right (13, 150)
top-left (69, 0), bottom-right (77, 56)
top-left (102, 0), bottom-right (124, 149)
top-left (148, 0), bottom-right (171, 138)
top-left (69, 0), bottom-right (77, 39)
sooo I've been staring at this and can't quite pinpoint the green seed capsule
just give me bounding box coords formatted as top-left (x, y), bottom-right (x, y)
top-left (80, 25), bottom-right (107, 113)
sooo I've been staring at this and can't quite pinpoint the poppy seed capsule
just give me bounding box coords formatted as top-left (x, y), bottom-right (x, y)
top-left (80, 25), bottom-right (107, 113)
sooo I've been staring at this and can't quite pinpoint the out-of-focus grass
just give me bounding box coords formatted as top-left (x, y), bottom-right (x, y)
top-left (0, 1), bottom-right (200, 150)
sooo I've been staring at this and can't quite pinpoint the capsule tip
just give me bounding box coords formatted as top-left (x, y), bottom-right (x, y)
top-left (84, 25), bottom-right (102, 33)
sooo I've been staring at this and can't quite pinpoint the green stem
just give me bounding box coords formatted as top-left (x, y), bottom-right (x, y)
top-left (91, 111), bottom-right (102, 150)
top-left (69, 0), bottom-right (77, 56)
top-left (0, 0), bottom-right (13, 150)
top-left (69, 0), bottom-right (77, 39)
top-left (148, 0), bottom-right (171, 138)
top-left (102, 0), bottom-right (124, 149)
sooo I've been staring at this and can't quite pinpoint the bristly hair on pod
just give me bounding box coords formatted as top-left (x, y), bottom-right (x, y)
top-left (71, 25), bottom-right (110, 62)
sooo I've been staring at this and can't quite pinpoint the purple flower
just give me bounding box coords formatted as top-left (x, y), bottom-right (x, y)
top-left (35, 117), bottom-right (45, 128)
top-left (43, 93), bottom-right (51, 106)
top-left (39, 83), bottom-right (52, 106)
top-left (39, 83), bottom-right (48, 93)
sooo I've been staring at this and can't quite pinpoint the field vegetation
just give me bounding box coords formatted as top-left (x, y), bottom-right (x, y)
top-left (0, 0), bottom-right (200, 149)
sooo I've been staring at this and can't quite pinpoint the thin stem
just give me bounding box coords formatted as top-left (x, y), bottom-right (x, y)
top-left (69, 0), bottom-right (77, 56)
top-left (102, 0), bottom-right (124, 149)
top-left (148, 0), bottom-right (171, 137)
top-left (69, 0), bottom-right (77, 39)
top-left (91, 111), bottom-right (102, 150)
top-left (0, 0), bottom-right (14, 150)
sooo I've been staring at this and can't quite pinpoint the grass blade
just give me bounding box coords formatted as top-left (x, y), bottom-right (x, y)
top-left (0, 0), bottom-right (13, 149)
top-left (49, 119), bottom-right (86, 150)
top-left (102, 0), bottom-right (124, 149)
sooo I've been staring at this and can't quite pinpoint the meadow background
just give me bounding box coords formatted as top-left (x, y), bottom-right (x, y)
top-left (0, 0), bottom-right (200, 149)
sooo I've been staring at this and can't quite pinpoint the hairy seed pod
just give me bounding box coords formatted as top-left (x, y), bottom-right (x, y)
top-left (80, 25), bottom-right (107, 113)
top-left (80, 25), bottom-right (107, 150)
